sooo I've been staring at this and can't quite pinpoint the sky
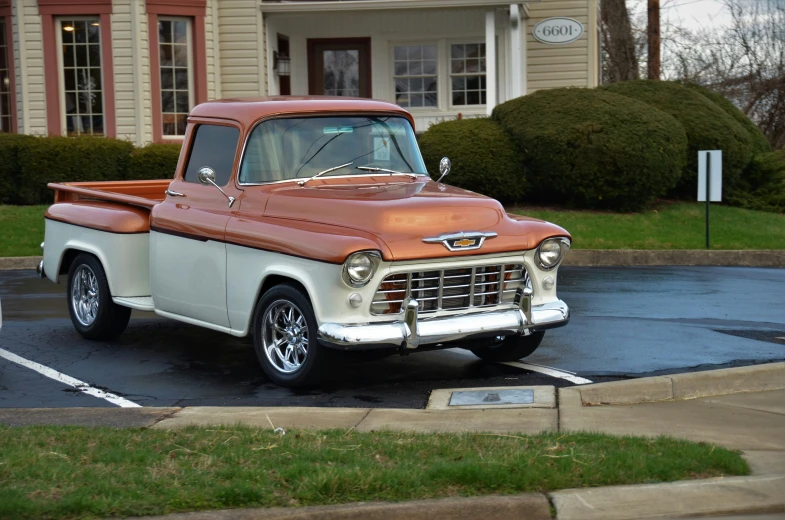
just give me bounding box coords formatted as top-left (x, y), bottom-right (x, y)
top-left (629, 0), bottom-right (732, 30)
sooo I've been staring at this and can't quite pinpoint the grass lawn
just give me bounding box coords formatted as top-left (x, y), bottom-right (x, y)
top-left (510, 201), bottom-right (785, 250)
top-left (0, 205), bottom-right (47, 257)
top-left (0, 426), bottom-right (747, 520)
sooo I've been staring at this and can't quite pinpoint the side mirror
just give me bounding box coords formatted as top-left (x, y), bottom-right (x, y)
top-left (437, 157), bottom-right (451, 183)
top-left (197, 166), bottom-right (235, 208)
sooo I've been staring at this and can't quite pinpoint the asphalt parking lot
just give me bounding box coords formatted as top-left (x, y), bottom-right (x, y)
top-left (1, 266), bottom-right (784, 409)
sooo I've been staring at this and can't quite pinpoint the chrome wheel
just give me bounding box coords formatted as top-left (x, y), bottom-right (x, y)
top-left (262, 300), bottom-right (309, 374)
top-left (71, 264), bottom-right (99, 327)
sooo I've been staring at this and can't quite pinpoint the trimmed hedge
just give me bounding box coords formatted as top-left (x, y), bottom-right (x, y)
top-left (681, 82), bottom-right (771, 156)
top-left (727, 149), bottom-right (785, 213)
top-left (128, 143), bottom-right (182, 180)
top-left (418, 118), bottom-right (525, 203)
top-left (492, 88), bottom-right (688, 211)
top-left (603, 80), bottom-right (755, 198)
top-left (16, 136), bottom-right (135, 204)
top-left (0, 134), bottom-right (36, 204)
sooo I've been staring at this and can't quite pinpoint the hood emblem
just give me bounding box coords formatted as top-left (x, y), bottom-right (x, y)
top-left (423, 231), bottom-right (498, 252)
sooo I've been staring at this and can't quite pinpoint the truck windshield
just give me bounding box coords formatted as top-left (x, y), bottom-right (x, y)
top-left (239, 116), bottom-right (428, 184)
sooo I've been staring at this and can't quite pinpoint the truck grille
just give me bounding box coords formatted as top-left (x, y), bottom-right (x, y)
top-left (371, 263), bottom-right (530, 315)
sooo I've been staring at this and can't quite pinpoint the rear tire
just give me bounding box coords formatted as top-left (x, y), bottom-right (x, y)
top-left (251, 284), bottom-right (330, 387)
top-left (67, 253), bottom-right (131, 340)
top-left (469, 331), bottom-right (545, 362)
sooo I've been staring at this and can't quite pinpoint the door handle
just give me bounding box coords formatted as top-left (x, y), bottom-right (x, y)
top-left (165, 189), bottom-right (185, 197)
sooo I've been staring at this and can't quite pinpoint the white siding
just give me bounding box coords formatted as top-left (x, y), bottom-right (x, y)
top-left (206, 0), bottom-right (219, 99)
top-left (19, 0), bottom-right (45, 135)
top-left (526, 0), bottom-right (593, 92)
top-left (218, 0), bottom-right (263, 98)
top-left (112, 0), bottom-right (136, 142)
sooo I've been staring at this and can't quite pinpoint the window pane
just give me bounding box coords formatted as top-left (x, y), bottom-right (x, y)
top-left (160, 45), bottom-right (173, 67)
top-left (408, 46), bottom-right (422, 60)
top-left (423, 60), bottom-right (437, 75)
top-left (175, 69), bottom-right (188, 90)
top-left (409, 61), bottom-right (422, 75)
top-left (60, 18), bottom-right (103, 135)
top-left (394, 61), bottom-right (407, 76)
top-left (161, 68), bottom-right (174, 90)
top-left (174, 45), bottom-right (188, 67)
top-left (161, 91), bottom-right (174, 113)
top-left (452, 92), bottom-right (465, 105)
top-left (423, 45), bottom-right (436, 60)
top-left (175, 91), bottom-right (189, 113)
top-left (173, 21), bottom-right (187, 44)
top-left (159, 21), bottom-right (172, 43)
top-left (394, 46), bottom-right (406, 60)
top-left (451, 44), bottom-right (464, 59)
top-left (451, 59), bottom-right (464, 74)
top-left (184, 125), bottom-right (240, 186)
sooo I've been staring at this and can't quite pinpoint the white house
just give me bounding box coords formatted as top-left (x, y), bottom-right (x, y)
top-left (1, 0), bottom-right (599, 145)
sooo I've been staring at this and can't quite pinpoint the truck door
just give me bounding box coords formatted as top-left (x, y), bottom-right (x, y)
top-left (150, 121), bottom-right (243, 328)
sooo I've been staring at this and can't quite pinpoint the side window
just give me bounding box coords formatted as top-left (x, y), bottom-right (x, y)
top-left (183, 124), bottom-right (240, 186)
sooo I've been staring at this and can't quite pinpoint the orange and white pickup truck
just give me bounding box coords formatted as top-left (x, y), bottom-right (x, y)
top-left (40, 97), bottom-right (571, 386)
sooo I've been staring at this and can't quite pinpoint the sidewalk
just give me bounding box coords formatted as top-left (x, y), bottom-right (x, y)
top-left (4, 363), bottom-right (785, 519)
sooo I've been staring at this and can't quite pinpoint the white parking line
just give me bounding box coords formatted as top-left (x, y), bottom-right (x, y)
top-left (501, 361), bottom-right (593, 385)
top-left (0, 346), bottom-right (142, 408)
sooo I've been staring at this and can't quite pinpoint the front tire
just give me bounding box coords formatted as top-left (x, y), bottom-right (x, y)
top-left (469, 331), bottom-right (545, 362)
top-left (251, 284), bottom-right (329, 387)
top-left (67, 253), bottom-right (131, 340)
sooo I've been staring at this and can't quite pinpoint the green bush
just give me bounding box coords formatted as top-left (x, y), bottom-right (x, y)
top-left (418, 118), bottom-right (525, 202)
top-left (726, 149), bottom-right (785, 213)
top-left (0, 134), bottom-right (36, 204)
top-left (127, 143), bottom-right (182, 180)
top-left (603, 80), bottom-right (754, 198)
top-left (16, 136), bottom-right (135, 204)
top-left (681, 82), bottom-right (771, 155)
top-left (492, 88), bottom-right (688, 211)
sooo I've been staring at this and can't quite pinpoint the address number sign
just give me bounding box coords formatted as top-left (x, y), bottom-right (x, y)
top-left (532, 17), bottom-right (584, 45)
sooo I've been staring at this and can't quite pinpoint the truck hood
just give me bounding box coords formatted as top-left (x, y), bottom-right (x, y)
top-left (264, 179), bottom-right (569, 261)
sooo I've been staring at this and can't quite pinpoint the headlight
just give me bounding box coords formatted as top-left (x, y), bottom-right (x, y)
top-left (342, 251), bottom-right (381, 287)
top-left (535, 237), bottom-right (570, 270)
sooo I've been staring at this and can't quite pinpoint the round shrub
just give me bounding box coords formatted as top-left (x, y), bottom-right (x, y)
top-left (127, 143), bottom-right (182, 180)
top-left (418, 117), bottom-right (525, 203)
top-left (16, 136), bottom-right (134, 204)
top-left (681, 82), bottom-right (771, 155)
top-left (604, 80), bottom-right (755, 197)
top-left (492, 88), bottom-right (688, 211)
top-left (0, 133), bottom-right (36, 204)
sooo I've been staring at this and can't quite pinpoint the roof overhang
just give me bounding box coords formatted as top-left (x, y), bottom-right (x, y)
top-left (261, 0), bottom-right (533, 14)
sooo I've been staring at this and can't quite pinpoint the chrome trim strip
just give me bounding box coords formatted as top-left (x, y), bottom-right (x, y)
top-left (318, 300), bottom-right (570, 350)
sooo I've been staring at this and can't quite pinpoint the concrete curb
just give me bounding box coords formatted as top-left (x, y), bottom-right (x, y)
top-left (0, 256), bottom-right (41, 270)
top-left (2, 251), bottom-right (785, 270)
top-left (563, 249), bottom-right (785, 267)
top-left (124, 494), bottom-right (552, 520)
top-left (575, 362), bottom-right (785, 406)
top-left (550, 474), bottom-right (785, 520)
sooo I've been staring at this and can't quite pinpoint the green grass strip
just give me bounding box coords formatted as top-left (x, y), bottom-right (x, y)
top-left (0, 205), bottom-right (47, 258)
top-left (0, 426), bottom-right (748, 520)
top-left (511, 202), bottom-right (785, 250)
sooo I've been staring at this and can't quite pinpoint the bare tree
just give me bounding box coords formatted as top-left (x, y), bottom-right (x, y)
top-left (601, 0), bottom-right (640, 83)
top-left (664, 0), bottom-right (785, 148)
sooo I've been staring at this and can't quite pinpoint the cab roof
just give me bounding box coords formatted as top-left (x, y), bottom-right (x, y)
top-left (189, 96), bottom-right (416, 130)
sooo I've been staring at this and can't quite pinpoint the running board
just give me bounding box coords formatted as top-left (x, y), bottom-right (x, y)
top-left (113, 296), bottom-right (155, 312)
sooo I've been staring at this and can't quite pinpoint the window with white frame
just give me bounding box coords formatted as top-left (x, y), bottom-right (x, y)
top-left (393, 44), bottom-right (438, 108)
top-left (158, 17), bottom-right (193, 137)
top-left (450, 43), bottom-right (486, 106)
top-left (0, 19), bottom-right (12, 133)
top-left (58, 18), bottom-right (104, 136)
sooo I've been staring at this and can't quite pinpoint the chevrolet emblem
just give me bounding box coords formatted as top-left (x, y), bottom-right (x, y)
top-left (452, 238), bottom-right (477, 248)
top-left (422, 231), bottom-right (498, 252)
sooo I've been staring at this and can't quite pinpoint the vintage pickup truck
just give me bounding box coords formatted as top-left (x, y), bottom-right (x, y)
top-left (39, 97), bottom-right (571, 386)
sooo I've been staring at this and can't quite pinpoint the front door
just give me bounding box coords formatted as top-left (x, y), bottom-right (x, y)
top-left (308, 38), bottom-right (371, 98)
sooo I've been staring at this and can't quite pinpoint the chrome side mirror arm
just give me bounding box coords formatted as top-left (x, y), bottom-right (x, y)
top-left (436, 157), bottom-right (451, 183)
top-left (197, 167), bottom-right (236, 208)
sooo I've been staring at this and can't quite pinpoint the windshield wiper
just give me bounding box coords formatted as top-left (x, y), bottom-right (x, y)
top-left (297, 162), bottom-right (353, 187)
top-left (355, 166), bottom-right (420, 179)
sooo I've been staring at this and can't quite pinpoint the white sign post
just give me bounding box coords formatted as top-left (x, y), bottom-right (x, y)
top-left (697, 150), bottom-right (722, 249)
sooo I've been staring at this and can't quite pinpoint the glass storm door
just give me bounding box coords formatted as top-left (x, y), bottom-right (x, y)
top-left (308, 38), bottom-right (371, 98)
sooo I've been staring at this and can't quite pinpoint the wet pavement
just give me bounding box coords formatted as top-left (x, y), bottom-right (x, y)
top-left (1, 266), bottom-right (784, 409)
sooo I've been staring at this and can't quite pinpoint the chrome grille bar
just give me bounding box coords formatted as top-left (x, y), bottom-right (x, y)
top-left (371, 263), bottom-right (529, 315)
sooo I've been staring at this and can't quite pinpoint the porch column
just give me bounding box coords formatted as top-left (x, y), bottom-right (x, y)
top-left (485, 10), bottom-right (497, 115)
top-left (509, 4), bottom-right (522, 99)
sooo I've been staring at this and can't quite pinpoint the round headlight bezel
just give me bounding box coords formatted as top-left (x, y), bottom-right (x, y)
top-left (341, 250), bottom-right (382, 288)
top-left (535, 237), bottom-right (570, 271)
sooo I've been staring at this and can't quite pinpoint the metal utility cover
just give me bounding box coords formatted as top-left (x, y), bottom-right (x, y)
top-left (449, 389), bottom-right (534, 407)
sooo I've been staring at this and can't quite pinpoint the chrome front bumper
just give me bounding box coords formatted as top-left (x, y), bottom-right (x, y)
top-left (317, 298), bottom-right (569, 351)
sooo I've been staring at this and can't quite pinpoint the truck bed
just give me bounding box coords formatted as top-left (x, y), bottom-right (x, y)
top-left (49, 179), bottom-right (171, 209)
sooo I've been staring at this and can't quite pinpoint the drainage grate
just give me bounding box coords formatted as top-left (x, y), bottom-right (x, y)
top-left (448, 389), bottom-right (535, 406)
